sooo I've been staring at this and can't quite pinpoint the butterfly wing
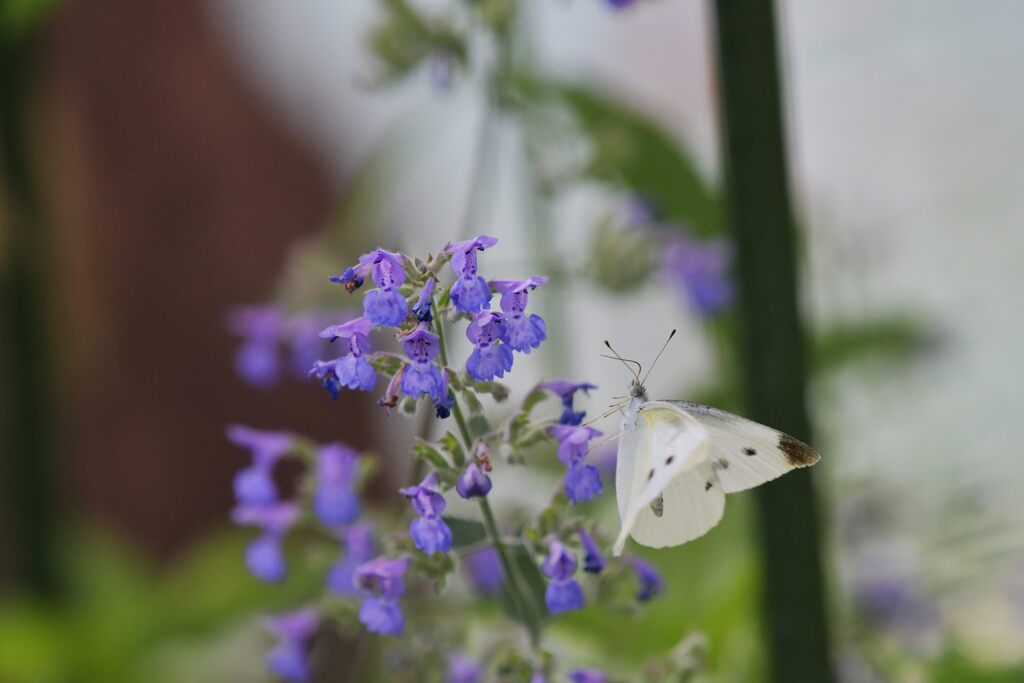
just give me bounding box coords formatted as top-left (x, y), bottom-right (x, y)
top-left (665, 401), bottom-right (820, 494)
top-left (613, 401), bottom-right (724, 555)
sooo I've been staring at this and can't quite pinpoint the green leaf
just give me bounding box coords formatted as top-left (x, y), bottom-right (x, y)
top-left (440, 431), bottom-right (467, 467)
top-left (444, 517), bottom-right (487, 549)
top-left (813, 316), bottom-right (935, 376)
top-left (411, 439), bottom-right (452, 471)
top-left (552, 84), bottom-right (723, 237)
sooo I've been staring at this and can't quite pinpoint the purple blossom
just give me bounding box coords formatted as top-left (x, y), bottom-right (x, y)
top-left (308, 360), bottom-right (341, 400)
top-left (432, 368), bottom-right (453, 419)
top-left (466, 312), bottom-right (513, 381)
top-left (317, 316), bottom-right (376, 393)
top-left (463, 547), bottom-right (503, 595)
top-left (412, 276), bottom-right (436, 322)
top-left (577, 529), bottom-right (605, 574)
top-left (629, 557), bottom-right (664, 602)
top-left (540, 381), bottom-right (597, 426)
top-left (227, 425), bottom-right (294, 506)
top-left (355, 555), bottom-right (410, 636)
top-left (330, 263), bottom-right (371, 293)
top-left (399, 324), bottom-right (444, 400)
top-left (662, 234), bottom-right (734, 317)
top-left (445, 236), bottom-right (497, 313)
top-left (455, 462), bottom-right (492, 499)
top-left (233, 502), bottom-right (300, 582)
top-left (265, 608), bottom-right (318, 682)
top-left (542, 540), bottom-right (585, 614)
top-left (327, 523), bottom-right (375, 595)
top-left (446, 654), bottom-right (483, 683)
top-left (400, 474), bottom-right (452, 554)
top-left (489, 276), bottom-right (548, 353)
top-left (546, 424), bottom-right (603, 467)
top-left (312, 444), bottom-right (360, 527)
top-left (568, 669), bottom-right (608, 683)
top-left (226, 305), bottom-right (283, 387)
top-left (357, 249), bottom-right (408, 326)
top-left (378, 366), bottom-right (404, 414)
top-left (564, 464), bottom-right (604, 504)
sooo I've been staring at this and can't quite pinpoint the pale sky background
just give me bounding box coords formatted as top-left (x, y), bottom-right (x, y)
top-left (207, 0), bottom-right (1024, 607)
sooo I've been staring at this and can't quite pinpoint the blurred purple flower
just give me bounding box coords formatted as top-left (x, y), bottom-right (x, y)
top-left (629, 557), bottom-right (664, 602)
top-left (355, 555), bottom-right (410, 636)
top-left (463, 546), bottom-right (503, 595)
top-left (662, 234), bottom-right (734, 317)
top-left (227, 425), bottom-right (293, 507)
top-left (577, 529), bottom-right (605, 574)
top-left (568, 669), bottom-right (608, 683)
top-left (327, 522), bottom-right (375, 596)
top-left (445, 236), bottom-right (497, 313)
top-left (226, 305), bottom-right (284, 387)
top-left (317, 316), bottom-right (376, 393)
top-left (265, 608), bottom-right (318, 682)
top-left (489, 276), bottom-right (548, 353)
top-left (312, 444), bottom-right (360, 527)
top-left (446, 654), bottom-right (483, 683)
top-left (233, 501), bottom-right (300, 582)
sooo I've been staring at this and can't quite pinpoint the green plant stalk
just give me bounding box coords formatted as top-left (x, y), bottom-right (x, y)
top-left (433, 307), bottom-right (542, 648)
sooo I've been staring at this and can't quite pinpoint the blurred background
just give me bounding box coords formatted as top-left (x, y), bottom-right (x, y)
top-left (1, 0), bottom-right (1023, 681)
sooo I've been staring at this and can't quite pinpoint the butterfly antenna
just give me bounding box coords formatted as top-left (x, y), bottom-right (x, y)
top-left (602, 341), bottom-right (642, 382)
top-left (640, 329), bottom-right (677, 386)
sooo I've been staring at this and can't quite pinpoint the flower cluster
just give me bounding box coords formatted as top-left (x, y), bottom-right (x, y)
top-left (228, 240), bottom-right (673, 683)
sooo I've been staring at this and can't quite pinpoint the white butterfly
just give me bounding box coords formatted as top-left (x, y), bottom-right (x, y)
top-left (608, 342), bottom-right (820, 556)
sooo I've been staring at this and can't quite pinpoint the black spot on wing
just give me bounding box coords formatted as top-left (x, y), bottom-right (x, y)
top-left (647, 468), bottom-right (655, 481)
top-left (650, 495), bottom-right (664, 517)
top-left (665, 455), bottom-right (675, 465)
top-left (743, 447), bottom-right (757, 456)
top-left (778, 433), bottom-right (820, 467)
top-left (704, 481), bottom-right (713, 491)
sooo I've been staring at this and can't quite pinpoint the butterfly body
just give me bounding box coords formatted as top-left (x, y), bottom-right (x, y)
top-left (613, 384), bottom-right (820, 555)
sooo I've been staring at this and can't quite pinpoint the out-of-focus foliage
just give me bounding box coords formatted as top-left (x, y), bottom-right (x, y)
top-left (0, 0), bottom-right (59, 38)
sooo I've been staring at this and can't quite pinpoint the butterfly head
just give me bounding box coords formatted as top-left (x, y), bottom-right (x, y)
top-left (629, 377), bottom-right (648, 401)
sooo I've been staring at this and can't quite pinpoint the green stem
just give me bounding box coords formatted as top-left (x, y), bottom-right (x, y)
top-left (432, 307), bottom-right (542, 648)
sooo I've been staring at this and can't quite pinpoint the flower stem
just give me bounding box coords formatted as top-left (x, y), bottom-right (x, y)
top-left (432, 308), bottom-right (543, 648)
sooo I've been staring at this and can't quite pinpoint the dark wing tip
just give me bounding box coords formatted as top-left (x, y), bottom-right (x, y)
top-left (777, 433), bottom-right (821, 467)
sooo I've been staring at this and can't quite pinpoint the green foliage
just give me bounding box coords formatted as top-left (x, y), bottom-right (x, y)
top-left (367, 0), bottom-right (466, 83)
top-left (813, 316), bottom-right (935, 376)
top-left (0, 0), bottom-right (59, 39)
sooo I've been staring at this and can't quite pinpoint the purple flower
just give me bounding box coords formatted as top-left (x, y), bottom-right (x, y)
top-left (540, 381), bottom-right (597, 426)
top-left (355, 555), bottom-right (410, 636)
top-left (316, 316), bottom-right (376, 393)
top-left (378, 366), bottom-right (404, 414)
top-left (662, 234), bottom-right (734, 317)
top-left (542, 540), bottom-right (585, 614)
top-left (327, 522), bottom-right (375, 595)
top-left (356, 249), bottom-right (408, 326)
top-left (577, 529), bottom-right (605, 574)
top-left (308, 360), bottom-right (341, 400)
top-left (400, 474), bottom-right (452, 554)
top-left (399, 324), bottom-right (444, 399)
top-left (412, 276), bottom-right (436, 322)
top-left (456, 462), bottom-right (492, 499)
top-left (546, 424), bottom-right (602, 467)
top-left (312, 444), bottom-right (360, 527)
top-left (568, 669), bottom-right (608, 683)
top-left (463, 546), bottom-right (503, 595)
top-left (629, 557), bottom-right (664, 602)
top-left (432, 368), bottom-right (453, 419)
top-left (227, 425), bottom-right (294, 506)
top-left (226, 305), bottom-right (283, 387)
top-left (265, 608), bottom-right (318, 682)
top-left (489, 277), bottom-right (548, 353)
top-left (563, 464), bottom-right (603, 504)
top-left (359, 598), bottom-right (405, 636)
top-left (445, 236), bottom-right (497, 313)
top-left (446, 654), bottom-right (483, 683)
top-left (233, 502), bottom-right (300, 582)
top-left (466, 312), bottom-right (513, 381)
